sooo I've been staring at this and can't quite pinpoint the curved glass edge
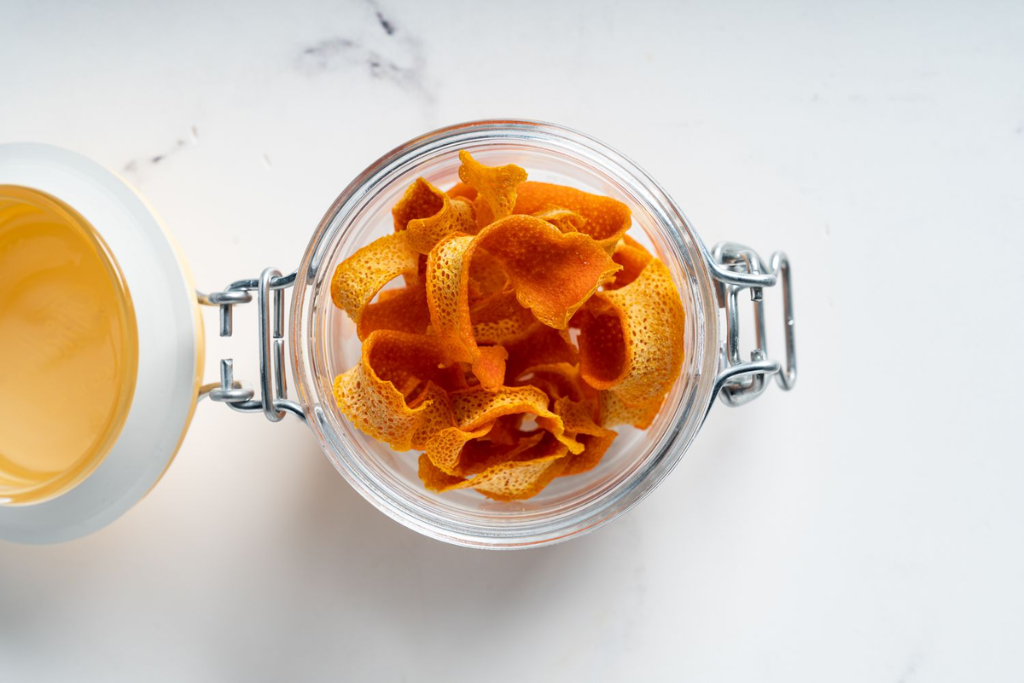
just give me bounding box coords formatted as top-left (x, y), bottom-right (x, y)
top-left (290, 120), bottom-right (720, 549)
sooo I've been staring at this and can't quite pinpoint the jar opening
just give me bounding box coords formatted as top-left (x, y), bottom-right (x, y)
top-left (0, 185), bottom-right (139, 505)
top-left (292, 121), bottom-right (719, 548)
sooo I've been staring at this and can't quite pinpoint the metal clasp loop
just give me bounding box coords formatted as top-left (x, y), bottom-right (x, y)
top-left (709, 243), bottom-right (796, 407)
top-left (197, 269), bottom-right (305, 422)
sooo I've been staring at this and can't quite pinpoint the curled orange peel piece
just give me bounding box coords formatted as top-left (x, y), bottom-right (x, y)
top-left (470, 288), bottom-right (537, 345)
top-left (465, 441), bottom-right (569, 500)
top-left (424, 422), bottom-right (549, 477)
top-left (598, 389), bottom-right (667, 430)
top-left (512, 181), bottom-right (631, 251)
top-left (330, 232), bottom-right (419, 326)
top-left (504, 325), bottom-right (579, 382)
top-left (457, 431), bottom-right (546, 476)
top-left (475, 214), bottom-right (621, 329)
top-left (425, 233), bottom-right (478, 362)
top-left (532, 206), bottom-right (587, 233)
top-left (424, 233), bottom-right (508, 388)
top-left (426, 216), bottom-right (616, 383)
top-left (356, 282), bottom-right (431, 340)
top-left (513, 363), bottom-right (596, 405)
top-left (426, 216), bottom-right (618, 385)
top-left (467, 249), bottom-right (509, 303)
top-left (423, 424), bottom-right (494, 474)
top-left (332, 331), bottom-right (467, 451)
top-left (449, 386), bottom-right (584, 455)
top-left (334, 371), bottom-right (450, 453)
top-left (392, 177), bottom-right (477, 254)
top-left (445, 181), bottom-right (478, 202)
top-left (577, 259), bottom-right (685, 406)
top-left (606, 237), bottom-right (654, 291)
top-left (418, 432), bottom-right (570, 501)
top-left (457, 150), bottom-right (528, 226)
top-left (544, 397), bottom-right (618, 477)
top-left (393, 177), bottom-right (445, 231)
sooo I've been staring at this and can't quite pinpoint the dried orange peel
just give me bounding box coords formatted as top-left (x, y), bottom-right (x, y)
top-left (330, 151), bottom-right (686, 501)
top-left (449, 385), bottom-right (584, 455)
top-left (544, 397), bottom-right (618, 476)
top-left (470, 289), bottom-right (537, 345)
top-left (424, 233), bottom-right (508, 389)
top-left (598, 389), bottom-right (665, 430)
top-left (504, 324), bottom-right (579, 381)
top-left (393, 177), bottom-right (477, 254)
top-left (475, 214), bottom-right (621, 329)
top-left (330, 231), bottom-right (419, 326)
top-left (606, 235), bottom-right (653, 291)
top-left (512, 181), bottom-right (632, 251)
top-left (577, 259), bottom-right (686, 406)
top-left (333, 331), bottom-right (461, 452)
top-left (531, 206), bottom-right (587, 233)
top-left (356, 282), bottom-right (430, 340)
top-left (458, 150), bottom-right (527, 226)
top-left (419, 432), bottom-right (570, 501)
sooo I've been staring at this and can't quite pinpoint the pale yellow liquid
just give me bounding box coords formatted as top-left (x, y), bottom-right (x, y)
top-left (0, 186), bottom-right (138, 505)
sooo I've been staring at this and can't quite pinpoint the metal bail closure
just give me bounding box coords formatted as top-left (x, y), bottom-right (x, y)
top-left (707, 242), bottom-right (796, 407)
top-left (197, 268), bottom-right (306, 422)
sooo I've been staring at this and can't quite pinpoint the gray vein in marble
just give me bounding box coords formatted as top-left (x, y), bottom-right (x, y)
top-left (297, 37), bottom-right (429, 102)
top-left (365, 0), bottom-right (396, 37)
top-left (295, 1), bottom-right (433, 112)
top-left (376, 12), bottom-right (396, 36)
top-left (123, 126), bottom-right (199, 177)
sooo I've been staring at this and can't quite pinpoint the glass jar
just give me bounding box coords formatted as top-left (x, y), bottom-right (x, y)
top-left (0, 120), bottom-right (795, 548)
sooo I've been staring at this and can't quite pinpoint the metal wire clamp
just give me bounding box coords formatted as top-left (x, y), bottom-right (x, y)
top-left (708, 243), bottom-right (796, 407)
top-left (197, 268), bottom-right (306, 422)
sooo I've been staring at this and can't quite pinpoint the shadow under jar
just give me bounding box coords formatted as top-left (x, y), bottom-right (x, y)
top-left (0, 120), bottom-right (794, 548)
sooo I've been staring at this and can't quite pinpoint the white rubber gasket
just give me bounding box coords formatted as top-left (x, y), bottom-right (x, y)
top-left (0, 143), bottom-right (202, 544)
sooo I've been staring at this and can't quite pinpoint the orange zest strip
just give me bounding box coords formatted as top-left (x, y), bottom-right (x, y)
top-left (504, 324), bottom-right (579, 381)
top-left (419, 432), bottom-right (570, 501)
top-left (512, 181), bottom-right (631, 251)
top-left (425, 233), bottom-right (478, 363)
top-left (531, 206), bottom-right (587, 233)
top-left (449, 386), bottom-right (584, 455)
top-left (605, 237), bottom-right (653, 291)
top-left (445, 181), bottom-right (478, 202)
top-left (598, 389), bottom-right (667, 430)
top-left (332, 331), bottom-right (466, 451)
top-left (544, 397), bottom-right (618, 477)
top-left (475, 214), bottom-right (621, 329)
top-left (457, 150), bottom-right (528, 226)
top-left (578, 259), bottom-right (685, 406)
top-left (393, 177), bottom-right (477, 254)
top-left (330, 232), bottom-right (419, 326)
top-left (357, 282), bottom-right (431, 340)
top-left (470, 289), bottom-right (537, 345)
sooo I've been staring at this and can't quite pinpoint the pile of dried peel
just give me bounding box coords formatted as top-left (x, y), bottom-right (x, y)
top-left (331, 151), bottom-right (685, 501)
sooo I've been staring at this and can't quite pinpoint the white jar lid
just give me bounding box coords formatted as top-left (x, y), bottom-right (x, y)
top-left (0, 144), bottom-right (202, 543)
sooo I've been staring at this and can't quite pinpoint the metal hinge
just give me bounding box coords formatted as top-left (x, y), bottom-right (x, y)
top-left (197, 268), bottom-right (306, 422)
top-left (708, 242), bottom-right (796, 407)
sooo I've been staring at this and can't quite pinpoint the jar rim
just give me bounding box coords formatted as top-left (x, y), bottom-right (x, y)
top-left (291, 119), bottom-right (720, 549)
top-left (0, 143), bottom-right (202, 544)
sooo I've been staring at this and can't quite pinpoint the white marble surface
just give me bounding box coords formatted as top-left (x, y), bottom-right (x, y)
top-left (2, 0), bottom-right (1023, 680)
